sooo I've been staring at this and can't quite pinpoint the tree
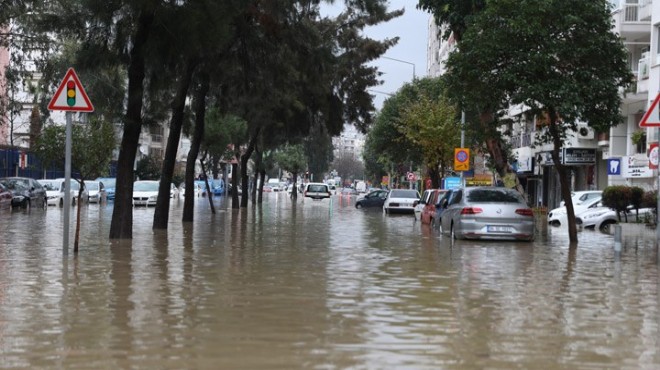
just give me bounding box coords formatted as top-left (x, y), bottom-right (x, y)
top-left (396, 78), bottom-right (460, 188)
top-left (275, 144), bottom-right (307, 200)
top-left (424, 0), bottom-right (633, 243)
top-left (332, 151), bottom-right (365, 184)
top-left (135, 155), bottom-right (161, 181)
top-left (34, 118), bottom-right (116, 253)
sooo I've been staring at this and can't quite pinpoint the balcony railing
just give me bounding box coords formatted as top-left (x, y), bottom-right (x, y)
top-left (508, 132), bottom-right (533, 149)
top-left (638, 58), bottom-right (649, 80)
top-left (622, 1), bottom-right (651, 22)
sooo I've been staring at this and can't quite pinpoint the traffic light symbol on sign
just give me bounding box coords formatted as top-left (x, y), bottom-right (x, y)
top-left (66, 81), bottom-right (76, 107)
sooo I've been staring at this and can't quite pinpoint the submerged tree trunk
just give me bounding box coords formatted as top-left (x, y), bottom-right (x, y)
top-left (110, 6), bottom-right (155, 240)
top-left (231, 162), bottom-right (239, 209)
top-left (200, 153), bottom-right (215, 214)
top-left (240, 130), bottom-right (259, 208)
top-left (258, 169), bottom-right (265, 203)
top-left (290, 172), bottom-right (298, 200)
top-left (548, 109), bottom-right (578, 243)
top-left (183, 73), bottom-right (210, 222)
top-left (154, 59), bottom-right (197, 229)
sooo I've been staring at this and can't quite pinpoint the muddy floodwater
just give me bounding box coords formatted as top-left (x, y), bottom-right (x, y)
top-left (0, 194), bottom-right (659, 369)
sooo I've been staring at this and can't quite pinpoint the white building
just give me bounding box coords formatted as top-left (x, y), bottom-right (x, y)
top-left (426, 0), bottom-right (657, 208)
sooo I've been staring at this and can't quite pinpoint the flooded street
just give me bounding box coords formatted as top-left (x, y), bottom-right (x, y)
top-left (1, 193), bottom-right (659, 369)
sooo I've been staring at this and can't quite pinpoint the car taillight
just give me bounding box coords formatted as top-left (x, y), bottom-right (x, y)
top-left (460, 207), bottom-right (483, 215)
top-left (515, 208), bottom-right (534, 217)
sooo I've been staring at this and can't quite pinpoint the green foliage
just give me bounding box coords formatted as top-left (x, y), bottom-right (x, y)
top-left (602, 186), bottom-right (632, 222)
top-left (443, 0), bottom-right (632, 139)
top-left (630, 186), bottom-right (644, 210)
top-left (135, 155), bottom-right (162, 181)
top-left (275, 144), bottom-right (307, 177)
top-left (33, 118), bottom-right (116, 180)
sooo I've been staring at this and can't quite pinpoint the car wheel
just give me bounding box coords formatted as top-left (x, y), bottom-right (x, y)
top-left (550, 220), bottom-right (560, 227)
top-left (355, 203), bottom-right (362, 209)
top-left (451, 223), bottom-right (458, 240)
top-left (59, 198), bottom-right (64, 207)
top-left (600, 220), bottom-right (616, 233)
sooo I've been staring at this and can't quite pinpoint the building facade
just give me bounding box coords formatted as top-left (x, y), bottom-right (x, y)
top-left (427, 0), bottom-right (657, 208)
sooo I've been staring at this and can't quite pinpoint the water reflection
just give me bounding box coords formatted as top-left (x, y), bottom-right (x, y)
top-left (0, 195), bottom-right (659, 368)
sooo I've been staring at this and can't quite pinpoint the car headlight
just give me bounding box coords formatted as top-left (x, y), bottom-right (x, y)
top-left (149, 195), bottom-right (157, 201)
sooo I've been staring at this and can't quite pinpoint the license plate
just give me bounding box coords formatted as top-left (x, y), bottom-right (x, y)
top-left (487, 225), bottom-right (513, 233)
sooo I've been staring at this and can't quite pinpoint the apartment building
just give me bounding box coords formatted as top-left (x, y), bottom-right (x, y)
top-left (426, 0), bottom-right (656, 208)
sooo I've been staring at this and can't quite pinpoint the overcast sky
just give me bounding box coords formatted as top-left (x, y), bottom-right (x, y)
top-left (364, 1), bottom-right (430, 110)
top-left (322, 1), bottom-right (431, 111)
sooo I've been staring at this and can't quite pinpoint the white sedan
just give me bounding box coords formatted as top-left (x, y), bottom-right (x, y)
top-left (383, 189), bottom-right (420, 214)
top-left (133, 181), bottom-right (179, 206)
top-left (548, 196), bottom-right (602, 226)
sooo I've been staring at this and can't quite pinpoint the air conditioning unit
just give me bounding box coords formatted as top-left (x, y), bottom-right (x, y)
top-left (577, 124), bottom-right (594, 140)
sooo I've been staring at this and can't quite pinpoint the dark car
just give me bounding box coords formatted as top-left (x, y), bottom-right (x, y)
top-left (0, 177), bottom-right (47, 209)
top-left (0, 182), bottom-right (12, 210)
top-left (355, 189), bottom-right (389, 209)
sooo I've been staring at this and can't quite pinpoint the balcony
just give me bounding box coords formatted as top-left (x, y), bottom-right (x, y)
top-left (508, 132), bottom-right (533, 149)
top-left (612, 1), bottom-right (652, 40)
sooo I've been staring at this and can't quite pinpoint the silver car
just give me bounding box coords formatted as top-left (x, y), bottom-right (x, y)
top-left (440, 187), bottom-right (535, 241)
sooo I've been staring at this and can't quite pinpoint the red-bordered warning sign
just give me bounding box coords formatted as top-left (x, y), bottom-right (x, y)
top-left (48, 68), bottom-right (94, 112)
top-left (640, 93), bottom-right (660, 127)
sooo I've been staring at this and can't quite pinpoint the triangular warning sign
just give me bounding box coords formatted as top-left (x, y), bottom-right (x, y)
top-left (48, 68), bottom-right (94, 112)
top-left (640, 93), bottom-right (660, 127)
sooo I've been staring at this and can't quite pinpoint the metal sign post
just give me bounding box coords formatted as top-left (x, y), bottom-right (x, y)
top-left (63, 112), bottom-right (72, 255)
top-left (47, 68), bottom-right (94, 255)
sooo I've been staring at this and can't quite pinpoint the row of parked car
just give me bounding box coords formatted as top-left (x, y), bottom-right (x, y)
top-left (355, 186), bottom-right (536, 241)
top-left (0, 176), bottom-right (117, 210)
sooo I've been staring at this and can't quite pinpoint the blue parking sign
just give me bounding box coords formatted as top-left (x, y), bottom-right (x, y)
top-left (607, 158), bottom-right (621, 175)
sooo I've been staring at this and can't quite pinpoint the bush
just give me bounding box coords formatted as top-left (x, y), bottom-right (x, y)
top-left (602, 186), bottom-right (632, 222)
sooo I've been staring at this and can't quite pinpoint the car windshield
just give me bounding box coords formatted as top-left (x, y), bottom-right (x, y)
top-left (308, 185), bottom-right (327, 192)
top-left (390, 190), bottom-right (419, 198)
top-left (99, 178), bottom-right (116, 188)
top-left (86, 182), bottom-right (99, 191)
top-left (39, 181), bottom-right (58, 191)
top-left (134, 182), bottom-right (159, 191)
top-left (467, 188), bottom-right (524, 203)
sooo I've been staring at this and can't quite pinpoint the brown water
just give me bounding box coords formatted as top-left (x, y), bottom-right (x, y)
top-left (0, 194), bottom-right (659, 369)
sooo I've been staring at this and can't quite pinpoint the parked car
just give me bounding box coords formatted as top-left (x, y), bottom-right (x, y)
top-left (355, 189), bottom-right (389, 209)
top-left (96, 177), bottom-right (116, 201)
top-left (133, 180), bottom-right (159, 206)
top-left (85, 180), bottom-right (105, 203)
top-left (548, 196), bottom-right (602, 226)
top-left (559, 190), bottom-right (603, 207)
top-left (415, 189), bottom-right (434, 221)
top-left (38, 178), bottom-right (87, 207)
top-left (267, 178), bottom-right (282, 192)
top-left (576, 202), bottom-right (655, 232)
top-left (0, 177), bottom-right (47, 209)
top-left (383, 189), bottom-right (420, 214)
top-left (440, 187), bottom-right (535, 241)
top-left (211, 179), bottom-right (225, 196)
top-left (303, 182), bottom-right (332, 200)
top-left (0, 182), bottom-right (13, 209)
top-left (421, 189), bottom-right (449, 225)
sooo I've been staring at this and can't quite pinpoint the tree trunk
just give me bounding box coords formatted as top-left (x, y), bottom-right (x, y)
top-left (290, 172), bottom-right (298, 200)
top-left (153, 59), bottom-right (197, 229)
top-left (240, 130), bottom-right (259, 208)
top-left (200, 154), bottom-right (215, 214)
top-left (479, 112), bottom-right (527, 201)
top-left (548, 109), bottom-right (578, 243)
top-left (110, 6), bottom-right (155, 240)
top-left (428, 164), bottom-right (440, 189)
top-left (251, 148), bottom-right (262, 204)
top-left (182, 73), bottom-right (210, 222)
top-left (231, 162), bottom-right (239, 209)
top-left (258, 169), bottom-right (265, 203)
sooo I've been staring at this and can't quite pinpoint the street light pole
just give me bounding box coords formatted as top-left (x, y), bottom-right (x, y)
top-left (381, 56), bottom-right (416, 79)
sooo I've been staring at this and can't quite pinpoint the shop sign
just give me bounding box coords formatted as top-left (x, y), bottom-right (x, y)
top-left (562, 148), bottom-right (596, 165)
top-left (621, 156), bottom-right (654, 178)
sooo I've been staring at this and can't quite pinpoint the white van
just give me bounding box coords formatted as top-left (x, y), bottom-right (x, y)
top-left (355, 181), bottom-right (367, 194)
